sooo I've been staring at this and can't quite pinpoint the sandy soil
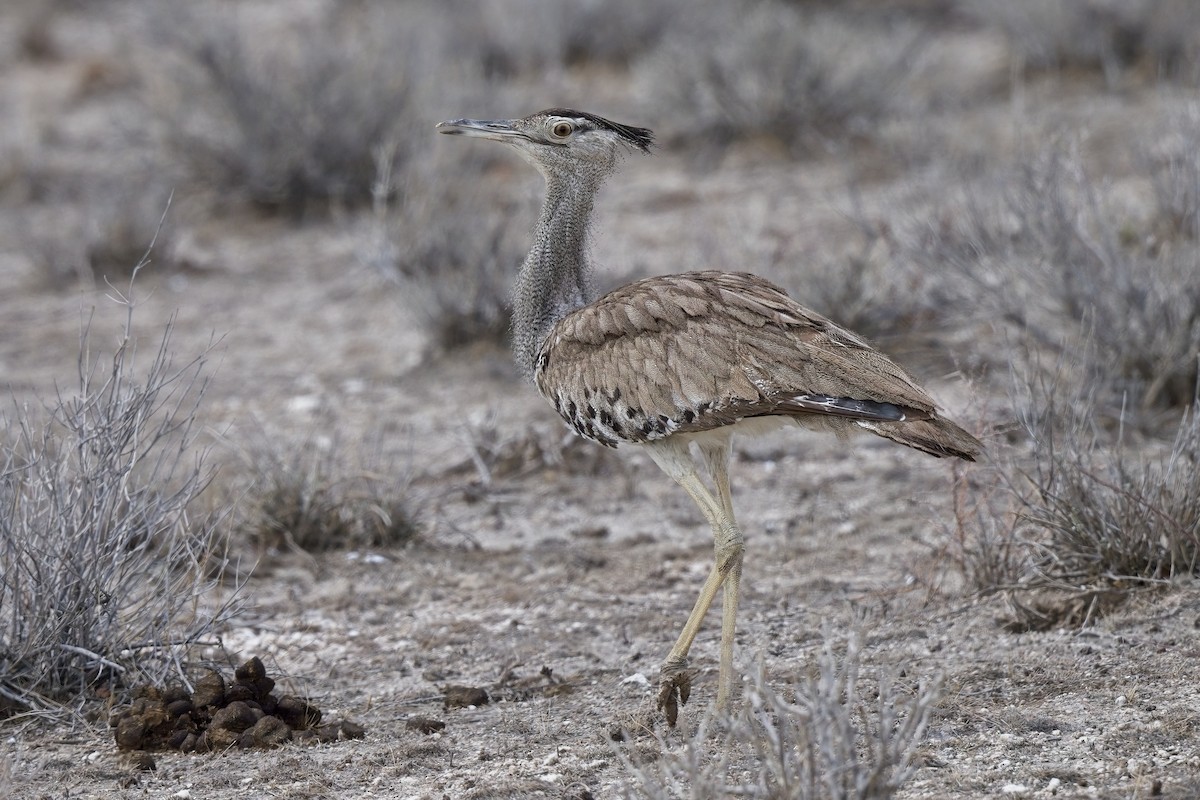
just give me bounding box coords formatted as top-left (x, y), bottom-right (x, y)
top-left (2, 3), bottom-right (1199, 798)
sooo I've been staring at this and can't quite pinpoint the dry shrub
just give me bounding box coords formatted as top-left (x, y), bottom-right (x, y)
top-left (960, 0), bottom-right (1200, 86)
top-left (369, 143), bottom-right (535, 354)
top-left (1014, 385), bottom-right (1199, 617)
top-left (22, 179), bottom-right (178, 289)
top-left (945, 457), bottom-right (1030, 597)
top-left (635, 1), bottom-right (925, 156)
top-left (950, 359), bottom-right (1199, 630)
top-left (465, 0), bottom-right (674, 76)
top-left (0, 280), bottom-right (236, 719)
top-left (907, 136), bottom-right (1200, 412)
top-left (149, 2), bottom-right (436, 216)
top-left (1143, 103), bottom-right (1200, 242)
top-left (618, 633), bottom-right (940, 799)
top-left (775, 196), bottom-right (951, 353)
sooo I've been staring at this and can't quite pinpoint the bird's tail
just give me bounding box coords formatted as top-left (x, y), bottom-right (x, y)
top-left (857, 416), bottom-right (982, 461)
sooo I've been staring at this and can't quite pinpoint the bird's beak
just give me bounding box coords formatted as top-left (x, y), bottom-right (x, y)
top-left (436, 118), bottom-right (527, 142)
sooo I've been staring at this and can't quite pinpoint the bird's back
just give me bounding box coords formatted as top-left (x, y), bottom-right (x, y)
top-left (533, 271), bottom-right (980, 459)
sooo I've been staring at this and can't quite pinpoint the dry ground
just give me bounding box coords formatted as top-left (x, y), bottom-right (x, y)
top-left (2, 2), bottom-right (1199, 798)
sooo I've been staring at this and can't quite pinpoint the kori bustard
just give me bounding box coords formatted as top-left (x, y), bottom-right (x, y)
top-left (437, 109), bottom-right (980, 725)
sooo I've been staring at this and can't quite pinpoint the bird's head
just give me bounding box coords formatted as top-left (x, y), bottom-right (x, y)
top-left (437, 108), bottom-right (653, 181)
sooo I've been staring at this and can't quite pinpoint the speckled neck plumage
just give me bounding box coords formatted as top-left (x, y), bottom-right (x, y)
top-left (511, 169), bottom-right (603, 380)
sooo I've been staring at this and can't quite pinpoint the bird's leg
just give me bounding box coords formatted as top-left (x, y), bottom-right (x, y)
top-left (645, 441), bottom-right (745, 725)
top-left (698, 440), bottom-right (743, 711)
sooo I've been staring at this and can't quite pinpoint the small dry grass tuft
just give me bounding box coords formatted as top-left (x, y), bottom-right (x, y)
top-left (618, 633), bottom-right (941, 799)
top-left (234, 431), bottom-right (419, 556)
top-left (950, 360), bottom-right (1199, 629)
top-left (0, 275), bottom-right (236, 719)
top-left (1009, 389), bottom-right (1200, 628)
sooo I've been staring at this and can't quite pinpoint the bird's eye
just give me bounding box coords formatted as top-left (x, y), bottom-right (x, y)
top-left (551, 121), bottom-right (574, 138)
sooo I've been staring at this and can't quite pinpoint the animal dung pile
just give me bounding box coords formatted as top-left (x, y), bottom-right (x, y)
top-left (111, 657), bottom-right (364, 752)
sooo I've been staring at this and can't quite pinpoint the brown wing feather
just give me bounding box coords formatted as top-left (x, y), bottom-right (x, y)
top-left (535, 271), bottom-right (980, 459)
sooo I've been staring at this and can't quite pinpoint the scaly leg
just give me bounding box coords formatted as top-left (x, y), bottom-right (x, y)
top-left (645, 440), bottom-right (745, 725)
top-left (699, 440), bottom-right (743, 710)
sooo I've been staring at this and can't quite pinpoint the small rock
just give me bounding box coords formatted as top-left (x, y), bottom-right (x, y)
top-left (162, 686), bottom-right (191, 705)
top-left (340, 720), bottom-right (366, 740)
top-left (167, 728), bottom-right (191, 750)
top-left (251, 676), bottom-right (276, 700)
top-left (224, 683), bottom-right (255, 704)
top-left (203, 726), bottom-right (239, 751)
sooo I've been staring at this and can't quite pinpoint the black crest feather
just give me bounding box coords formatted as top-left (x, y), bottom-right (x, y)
top-left (536, 108), bottom-right (655, 152)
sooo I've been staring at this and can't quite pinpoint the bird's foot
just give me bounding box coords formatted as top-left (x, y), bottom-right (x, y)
top-left (656, 658), bottom-right (692, 727)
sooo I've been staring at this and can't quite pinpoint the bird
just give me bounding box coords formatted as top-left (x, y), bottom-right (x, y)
top-left (436, 108), bottom-right (981, 725)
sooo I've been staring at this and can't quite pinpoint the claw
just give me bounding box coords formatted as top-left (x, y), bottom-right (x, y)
top-left (656, 669), bottom-right (693, 727)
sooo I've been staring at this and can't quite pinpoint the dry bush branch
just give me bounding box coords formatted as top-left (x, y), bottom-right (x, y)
top-left (618, 632), bottom-right (941, 799)
top-left (1143, 103), bottom-right (1200, 242)
top-left (0, 271), bottom-right (237, 720)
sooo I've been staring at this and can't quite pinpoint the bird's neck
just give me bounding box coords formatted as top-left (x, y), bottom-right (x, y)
top-left (511, 173), bottom-right (599, 380)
